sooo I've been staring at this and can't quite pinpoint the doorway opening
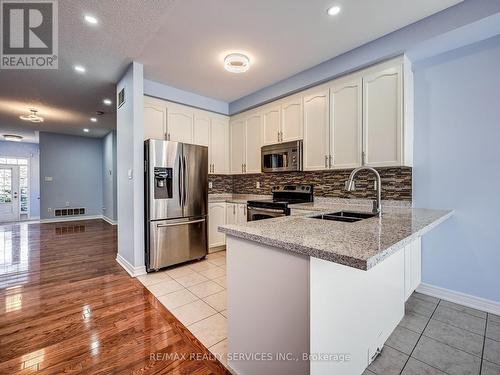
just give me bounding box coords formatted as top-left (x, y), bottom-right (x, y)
top-left (0, 157), bottom-right (30, 223)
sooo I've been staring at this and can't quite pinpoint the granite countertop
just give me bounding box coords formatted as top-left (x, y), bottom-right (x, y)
top-left (219, 202), bottom-right (453, 271)
top-left (209, 194), bottom-right (271, 204)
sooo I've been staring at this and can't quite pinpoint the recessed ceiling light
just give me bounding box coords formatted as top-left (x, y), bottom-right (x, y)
top-left (74, 65), bottom-right (86, 73)
top-left (83, 128), bottom-right (90, 133)
top-left (90, 117), bottom-right (97, 122)
top-left (327, 5), bottom-right (341, 16)
top-left (3, 134), bottom-right (23, 142)
top-left (84, 15), bottom-right (98, 25)
top-left (20, 109), bottom-right (44, 123)
top-left (103, 98), bottom-right (112, 106)
top-left (224, 53), bottom-right (250, 73)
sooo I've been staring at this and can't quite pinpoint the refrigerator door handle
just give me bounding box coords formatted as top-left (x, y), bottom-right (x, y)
top-left (182, 155), bottom-right (187, 207)
top-left (157, 218), bottom-right (205, 228)
top-left (178, 156), bottom-right (183, 207)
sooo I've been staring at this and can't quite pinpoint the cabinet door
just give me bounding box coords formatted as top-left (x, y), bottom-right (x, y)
top-left (166, 104), bottom-right (194, 143)
top-left (194, 113), bottom-right (210, 147)
top-left (330, 79), bottom-right (362, 169)
top-left (144, 98), bottom-right (166, 140)
top-left (210, 117), bottom-right (229, 174)
top-left (226, 203), bottom-right (237, 225)
top-left (245, 113), bottom-right (262, 174)
top-left (303, 90), bottom-right (330, 171)
top-left (262, 105), bottom-right (281, 145)
top-left (363, 65), bottom-right (402, 167)
top-left (281, 96), bottom-right (303, 142)
top-left (208, 203), bottom-right (226, 248)
top-left (237, 204), bottom-right (247, 223)
top-left (230, 118), bottom-right (246, 174)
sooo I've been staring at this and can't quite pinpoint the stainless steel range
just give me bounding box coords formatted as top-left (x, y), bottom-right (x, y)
top-left (247, 185), bottom-right (314, 221)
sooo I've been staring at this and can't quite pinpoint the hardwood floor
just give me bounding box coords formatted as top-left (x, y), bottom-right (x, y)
top-left (0, 219), bottom-right (229, 374)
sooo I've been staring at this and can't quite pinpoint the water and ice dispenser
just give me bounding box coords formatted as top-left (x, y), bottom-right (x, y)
top-left (153, 167), bottom-right (173, 199)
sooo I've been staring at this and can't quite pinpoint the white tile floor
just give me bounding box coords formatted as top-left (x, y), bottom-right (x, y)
top-left (137, 250), bottom-right (229, 367)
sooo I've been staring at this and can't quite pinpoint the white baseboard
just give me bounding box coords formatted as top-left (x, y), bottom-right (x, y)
top-left (417, 283), bottom-right (500, 315)
top-left (116, 253), bottom-right (146, 277)
top-left (102, 216), bottom-right (117, 225)
top-left (40, 214), bottom-right (103, 224)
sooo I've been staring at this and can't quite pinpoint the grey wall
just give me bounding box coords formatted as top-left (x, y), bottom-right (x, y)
top-left (413, 35), bottom-right (500, 302)
top-left (0, 140), bottom-right (40, 218)
top-left (102, 131), bottom-right (117, 221)
top-left (117, 62), bottom-right (145, 272)
top-left (39, 132), bottom-right (103, 220)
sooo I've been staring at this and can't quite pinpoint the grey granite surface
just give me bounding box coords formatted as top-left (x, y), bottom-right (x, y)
top-left (219, 203), bottom-right (453, 271)
top-left (208, 194), bottom-right (271, 204)
top-left (291, 197), bottom-right (412, 211)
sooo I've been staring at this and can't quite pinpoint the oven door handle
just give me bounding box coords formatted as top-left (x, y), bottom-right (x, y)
top-left (248, 207), bottom-right (286, 214)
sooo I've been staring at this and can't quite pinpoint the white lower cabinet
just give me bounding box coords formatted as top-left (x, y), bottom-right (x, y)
top-left (404, 237), bottom-right (422, 300)
top-left (226, 203), bottom-right (247, 224)
top-left (208, 202), bottom-right (226, 248)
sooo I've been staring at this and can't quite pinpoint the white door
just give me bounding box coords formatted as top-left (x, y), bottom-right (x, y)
top-left (303, 90), bottom-right (330, 171)
top-left (330, 79), bottom-right (362, 169)
top-left (144, 98), bottom-right (166, 140)
top-left (230, 118), bottom-right (246, 174)
top-left (226, 203), bottom-right (237, 225)
top-left (0, 165), bottom-right (20, 222)
top-left (363, 65), bottom-right (403, 167)
top-left (245, 113), bottom-right (262, 174)
top-left (210, 118), bottom-right (229, 174)
top-left (208, 203), bottom-right (226, 248)
top-left (237, 204), bottom-right (247, 224)
top-left (166, 104), bottom-right (194, 143)
top-left (281, 96), bottom-right (303, 142)
top-left (262, 105), bottom-right (281, 145)
top-left (193, 113), bottom-right (210, 147)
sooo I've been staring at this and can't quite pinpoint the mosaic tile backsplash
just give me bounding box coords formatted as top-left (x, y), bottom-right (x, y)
top-left (209, 167), bottom-right (412, 201)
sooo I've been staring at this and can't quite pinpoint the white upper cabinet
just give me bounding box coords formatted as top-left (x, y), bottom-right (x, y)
top-left (362, 65), bottom-right (403, 167)
top-left (144, 97), bottom-right (166, 140)
top-left (281, 96), bottom-right (303, 142)
top-left (210, 117), bottom-right (229, 174)
top-left (329, 78), bottom-right (362, 169)
top-left (262, 104), bottom-right (281, 145)
top-left (166, 103), bottom-right (194, 143)
top-left (303, 89), bottom-right (330, 171)
top-left (193, 113), bottom-right (210, 146)
top-left (245, 112), bottom-right (262, 174)
top-left (230, 117), bottom-right (246, 174)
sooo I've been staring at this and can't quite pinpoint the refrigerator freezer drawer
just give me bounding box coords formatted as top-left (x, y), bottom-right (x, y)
top-left (149, 217), bottom-right (207, 271)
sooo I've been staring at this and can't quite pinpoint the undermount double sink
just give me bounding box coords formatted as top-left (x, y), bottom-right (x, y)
top-left (311, 211), bottom-right (379, 223)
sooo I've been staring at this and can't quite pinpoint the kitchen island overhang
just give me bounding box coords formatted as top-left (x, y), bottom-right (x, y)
top-left (219, 206), bottom-right (452, 375)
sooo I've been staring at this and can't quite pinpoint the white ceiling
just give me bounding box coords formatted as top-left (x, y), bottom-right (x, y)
top-left (0, 0), bottom-right (462, 143)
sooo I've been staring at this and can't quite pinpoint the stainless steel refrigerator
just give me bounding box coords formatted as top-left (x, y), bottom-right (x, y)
top-left (145, 139), bottom-right (208, 272)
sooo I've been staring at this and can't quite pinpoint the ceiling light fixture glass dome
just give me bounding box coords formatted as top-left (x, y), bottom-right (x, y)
top-left (224, 53), bottom-right (250, 73)
top-left (20, 109), bottom-right (44, 123)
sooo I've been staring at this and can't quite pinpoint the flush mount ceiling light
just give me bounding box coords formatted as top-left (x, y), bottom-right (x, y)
top-left (224, 53), bottom-right (250, 73)
top-left (20, 109), bottom-right (44, 123)
top-left (84, 15), bottom-right (98, 25)
top-left (74, 65), bottom-right (86, 73)
top-left (3, 134), bottom-right (23, 142)
top-left (83, 128), bottom-right (90, 133)
top-left (90, 117), bottom-right (97, 122)
top-left (103, 98), bottom-right (112, 106)
top-left (327, 5), bottom-right (341, 16)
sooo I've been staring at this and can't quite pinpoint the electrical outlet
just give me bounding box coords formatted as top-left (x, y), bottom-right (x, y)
top-left (208, 181), bottom-right (213, 189)
top-left (256, 181), bottom-right (260, 189)
top-left (65, 202), bottom-right (70, 207)
top-left (48, 207), bottom-right (52, 213)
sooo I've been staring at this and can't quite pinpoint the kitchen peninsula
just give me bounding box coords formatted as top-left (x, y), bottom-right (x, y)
top-left (219, 201), bottom-right (452, 375)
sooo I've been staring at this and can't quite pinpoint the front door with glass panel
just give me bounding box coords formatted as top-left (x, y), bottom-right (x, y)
top-left (0, 165), bottom-right (20, 222)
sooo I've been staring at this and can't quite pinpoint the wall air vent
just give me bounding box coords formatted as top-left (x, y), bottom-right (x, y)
top-left (54, 208), bottom-right (86, 217)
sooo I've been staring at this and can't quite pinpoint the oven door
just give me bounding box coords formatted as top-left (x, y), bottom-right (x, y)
top-left (247, 206), bottom-right (287, 221)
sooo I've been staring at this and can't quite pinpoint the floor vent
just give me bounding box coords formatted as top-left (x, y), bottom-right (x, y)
top-left (54, 208), bottom-right (86, 217)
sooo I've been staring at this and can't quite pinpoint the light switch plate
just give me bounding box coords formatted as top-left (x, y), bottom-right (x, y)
top-left (44, 176), bottom-right (53, 182)
top-left (208, 182), bottom-right (213, 189)
top-left (256, 181), bottom-right (260, 189)
top-left (128, 169), bottom-right (133, 180)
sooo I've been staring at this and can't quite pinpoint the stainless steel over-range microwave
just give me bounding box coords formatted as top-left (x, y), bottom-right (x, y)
top-left (261, 140), bottom-right (303, 173)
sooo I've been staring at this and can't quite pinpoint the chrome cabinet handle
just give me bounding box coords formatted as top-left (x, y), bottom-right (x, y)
top-left (329, 155), bottom-right (333, 169)
top-left (325, 155), bottom-right (328, 168)
top-left (167, 133), bottom-right (171, 141)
